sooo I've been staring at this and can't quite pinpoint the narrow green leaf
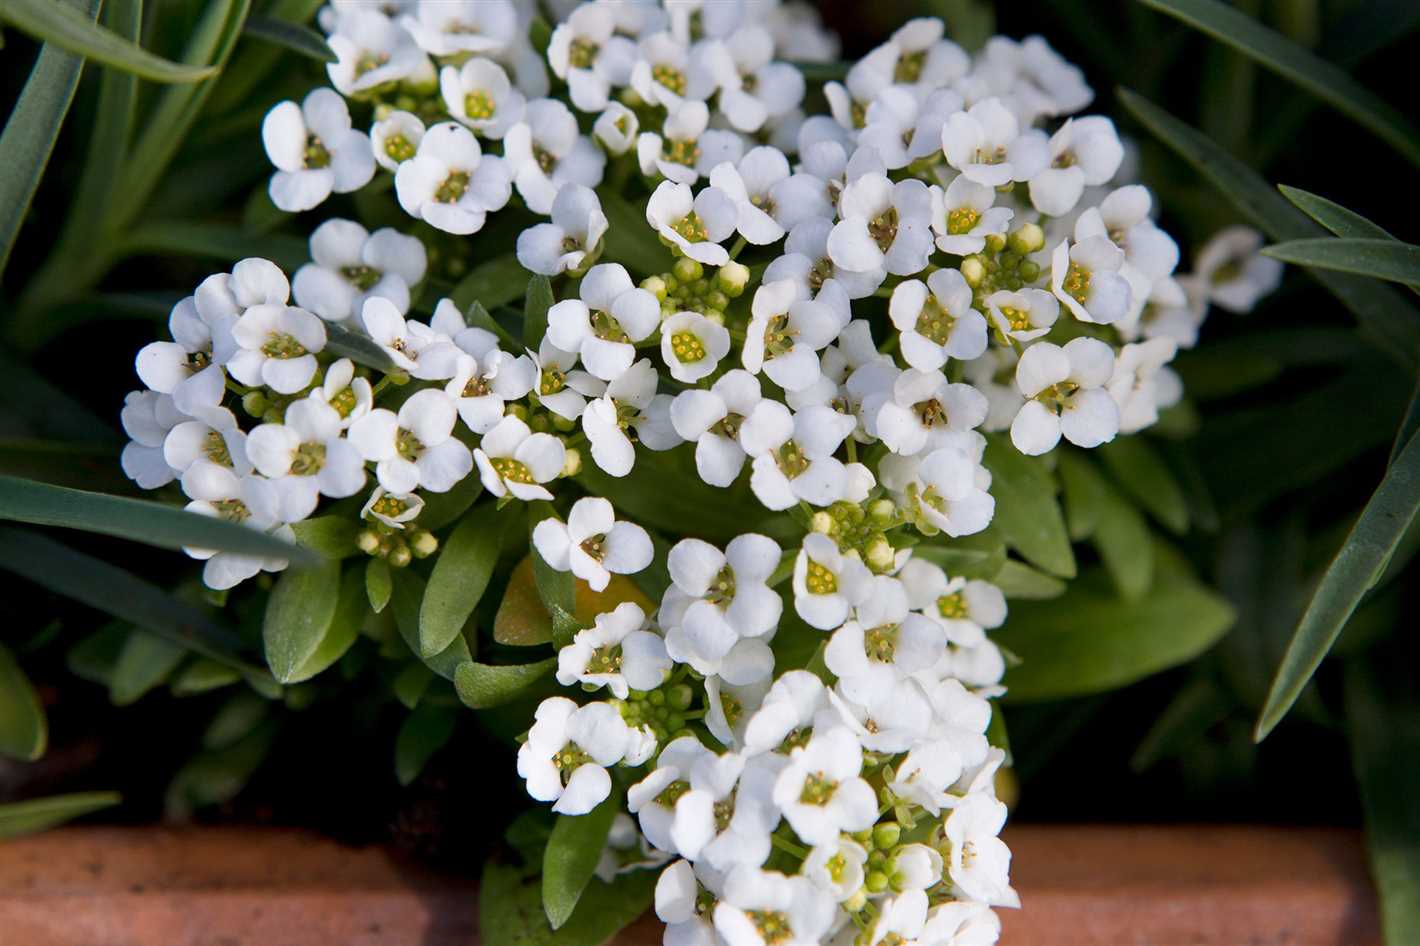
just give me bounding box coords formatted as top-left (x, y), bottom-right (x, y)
top-left (0, 474), bottom-right (315, 564)
top-left (0, 792), bottom-right (121, 840)
top-left (110, 631), bottom-right (187, 706)
top-left (454, 658), bottom-right (557, 709)
top-left (1098, 438), bottom-right (1190, 534)
top-left (0, 528), bottom-right (266, 676)
top-left (202, 692), bottom-right (270, 750)
top-left (0, 0), bottom-right (217, 82)
top-left (1263, 238), bottom-right (1420, 288)
top-left (290, 516), bottom-right (360, 559)
top-left (981, 437), bottom-right (1076, 578)
top-left (481, 857), bottom-right (656, 946)
top-left (911, 531), bottom-right (1007, 580)
top-left (1118, 88), bottom-right (1420, 370)
top-left (1345, 657), bottom-right (1420, 944)
top-left (451, 254), bottom-right (530, 312)
top-left (242, 14), bottom-right (335, 61)
top-left (991, 560), bottom-right (1067, 600)
top-left (1256, 428), bottom-right (1420, 740)
top-left (1059, 454), bottom-right (1153, 599)
top-left (420, 509), bottom-right (506, 657)
top-left (0, 0), bottom-right (101, 281)
top-left (0, 642), bottom-right (46, 761)
top-left (262, 560), bottom-right (342, 683)
top-left (120, 220), bottom-right (310, 272)
top-left (543, 792), bottom-right (620, 930)
top-left (524, 275), bottom-right (555, 350)
top-left (395, 703), bottom-right (458, 786)
top-left (417, 467), bottom-right (485, 531)
top-left (285, 565), bottom-right (366, 683)
top-left (366, 557), bottom-right (393, 613)
top-left (171, 658), bottom-right (242, 696)
top-left (1278, 185), bottom-right (1395, 240)
top-left (996, 543), bottom-right (1234, 702)
top-left (1136, 0), bottom-right (1420, 166)
top-left (600, 192), bottom-right (675, 276)
top-left (392, 662), bottom-right (434, 709)
top-left (391, 569), bottom-right (474, 681)
top-left (165, 721), bottom-right (275, 819)
top-left (464, 299), bottom-right (521, 351)
top-left (325, 319), bottom-right (402, 371)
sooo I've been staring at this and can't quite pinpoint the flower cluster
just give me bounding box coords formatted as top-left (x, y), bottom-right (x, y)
top-left (119, 2), bottom-right (1282, 944)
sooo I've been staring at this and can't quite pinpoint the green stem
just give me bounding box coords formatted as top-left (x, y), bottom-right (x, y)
top-left (771, 834), bottom-right (808, 860)
top-left (728, 236), bottom-right (748, 261)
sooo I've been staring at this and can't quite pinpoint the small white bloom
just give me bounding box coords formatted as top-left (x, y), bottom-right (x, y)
top-left (592, 103), bottom-right (640, 155)
top-left (582, 359), bottom-right (680, 476)
top-left (120, 391), bottom-right (186, 489)
top-left (547, 263), bottom-right (660, 381)
top-left (135, 296), bottom-right (229, 414)
top-left (180, 460), bottom-right (292, 590)
top-left (661, 310), bottom-right (731, 383)
top-left (792, 532), bottom-right (872, 630)
top-left (900, 559), bottom-right (1007, 647)
top-left (532, 496), bottom-right (653, 592)
top-left (310, 357), bottom-right (373, 429)
top-left (669, 369), bottom-right (763, 487)
top-left (630, 30), bottom-right (720, 110)
top-left (656, 860), bottom-right (725, 946)
top-left (1010, 337), bottom-right (1119, 454)
top-left (940, 97), bottom-right (1048, 188)
top-left (742, 670), bottom-right (830, 756)
top-left (517, 697), bottom-right (633, 815)
top-left (325, 10), bottom-right (428, 97)
top-left (516, 183), bottom-right (608, 276)
top-left (985, 287), bottom-right (1058, 344)
top-left (395, 121), bottom-right (511, 235)
top-left (246, 398), bottom-right (366, 521)
top-left (1029, 116), bottom-right (1125, 217)
top-left (825, 576), bottom-right (946, 703)
top-left (771, 725), bottom-right (876, 845)
top-left (1050, 236), bottom-right (1132, 324)
top-left (547, 3), bottom-right (638, 112)
top-left (473, 414), bottom-right (565, 501)
top-left (932, 175), bottom-right (1013, 257)
top-left (347, 388), bottom-right (473, 493)
top-left (717, 27), bottom-right (805, 134)
top-left (828, 680), bottom-right (934, 754)
top-left (871, 369), bottom-right (989, 456)
top-left (889, 740), bottom-right (965, 816)
top-left (400, 0), bottom-right (517, 58)
top-left (360, 297), bottom-right (462, 380)
top-left (443, 347), bottom-right (536, 436)
top-left (361, 487), bottom-right (423, 530)
top-left (558, 602), bottom-right (669, 698)
top-left (370, 110), bottom-right (424, 172)
top-left (439, 58), bottom-right (526, 139)
top-left (868, 891), bottom-right (929, 946)
top-left (227, 304), bottom-right (326, 394)
top-left (637, 100), bottom-right (744, 185)
top-left (828, 173), bottom-right (935, 277)
top-left (163, 405), bottom-right (249, 476)
top-left (530, 336), bottom-right (606, 421)
top-left (1194, 224), bottom-right (1284, 313)
top-left (709, 146), bottom-right (830, 244)
top-left (646, 180), bottom-right (738, 266)
top-left (889, 268), bottom-right (988, 372)
top-left (714, 866), bottom-right (837, 946)
top-left (741, 278), bottom-right (849, 393)
top-left (1108, 337), bottom-right (1180, 434)
top-left (802, 837), bottom-right (868, 901)
top-left (660, 534), bottom-right (782, 684)
top-left (293, 219), bottom-right (427, 322)
top-left (262, 89), bottom-right (374, 212)
top-left (767, 217), bottom-right (884, 301)
top-left (921, 901), bottom-right (1002, 946)
top-left (741, 401), bottom-right (859, 511)
top-left (504, 98), bottom-right (606, 214)
top-left (943, 793), bottom-right (1019, 908)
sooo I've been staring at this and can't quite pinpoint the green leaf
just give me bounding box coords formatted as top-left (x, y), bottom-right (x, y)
top-left (1130, 672), bottom-right (1232, 771)
top-left (0, 528), bottom-right (267, 676)
top-left (996, 543), bottom-right (1234, 702)
top-left (454, 658), bottom-right (557, 709)
top-left (0, 791), bottom-right (121, 840)
top-left (120, 220), bottom-right (310, 272)
top-left (290, 516), bottom-right (361, 558)
top-left (395, 703), bottom-right (458, 786)
top-left (165, 721), bottom-right (275, 819)
top-left (527, 502), bottom-right (578, 642)
top-left (1118, 88), bottom-right (1420, 370)
top-left (481, 857), bottom-right (656, 946)
top-left (600, 192), bottom-right (675, 276)
top-left (1263, 238), bottom-right (1420, 288)
top-left (464, 299), bottom-right (521, 351)
top-left (1059, 453), bottom-right (1153, 599)
top-left (0, 642), bottom-right (46, 761)
top-left (451, 254), bottom-right (530, 312)
top-left (242, 14), bottom-right (335, 62)
top-left (0, 474), bottom-right (315, 564)
top-left (1136, 0), bottom-right (1420, 167)
top-left (110, 630), bottom-right (187, 706)
top-left (323, 319), bottom-right (401, 371)
top-left (1278, 185), bottom-right (1395, 240)
top-left (420, 508), bottom-right (507, 657)
top-left (366, 557), bottom-right (393, 613)
top-left (285, 565), bottom-right (366, 683)
top-left (391, 569), bottom-right (473, 681)
top-left (392, 662), bottom-right (434, 709)
top-left (543, 792), bottom-right (620, 930)
top-left (1345, 657), bottom-right (1420, 945)
top-left (992, 560), bottom-right (1067, 600)
top-left (981, 437), bottom-right (1075, 578)
top-left (262, 560), bottom-right (342, 683)
top-left (1255, 427), bottom-right (1420, 740)
top-left (0, 0), bottom-right (218, 82)
top-left (417, 467), bottom-right (486, 532)
top-left (911, 531), bottom-right (1007, 580)
top-left (0, 0), bottom-right (101, 281)
top-left (524, 275), bottom-right (555, 350)
top-left (171, 658), bottom-right (242, 696)
top-left (202, 692), bottom-right (270, 750)
top-left (1097, 438), bottom-right (1190, 534)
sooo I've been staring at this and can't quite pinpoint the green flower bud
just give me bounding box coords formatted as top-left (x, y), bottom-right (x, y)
top-left (810, 511), bottom-right (836, 534)
top-left (641, 275), bottom-right (669, 300)
top-left (241, 390), bottom-right (268, 417)
top-left (873, 822), bottom-right (901, 851)
top-left (357, 530), bottom-right (381, 554)
top-left (985, 233), bottom-right (1007, 254)
top-left (961, 257), bottom-right (986, 287)
top-left (868, 499), bottom-right (896, 526)
top-left (673, 257), bottom-right (704, 283)
top-left (843, 889), bottom-right (868, 913)
top-left (648, 689), bottom-right (666, 706)
top-left (1009, 222), bottom-right (1046, 255)
top-left (1018, 260), bottom-right (1041, 282)
top-left (529, 413), bottom-right (551, 433)
top-left (562, 448), bottom-right (582, 477)
top-left (716, 261), bottom-right (750, 297)
top-left (864, 870), bottom-right (889, 894)
top-left (552, 413), bottom-right (577, 432)
top-left (388, 544), bottom-right (412, 568)
top-left (410, 530), bottom-right (439, 558)
top-left (866, 537), bottom-right (895, 572)
top-left (667, 683), bottom-right (694, 711)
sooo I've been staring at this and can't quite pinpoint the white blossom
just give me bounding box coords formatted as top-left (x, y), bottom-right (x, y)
top-left (262, 89), bottom-right (374, 212)
top-left (532, 496), bottom-right (653, 592)
top-left (1011, 337), bottom-right (1119, 454)
top-left (516, 183), bottom-right (608, 276)
top-left (518, 697), bottom-right (635, 815)
top-left (347, 388), bottom-right (472, 493)
top-left (547, 263), bottom-right (660, 381)
top-left (558, 602), bottom-right (670, 698)
top-left (293, 219), bottom-right (426, 322)
top-left (505, 98), bottom-right (606, 214)
top-left (473, 414), bottom-right (565, 501)
top-left (395, 121), bottom-right (511, 234)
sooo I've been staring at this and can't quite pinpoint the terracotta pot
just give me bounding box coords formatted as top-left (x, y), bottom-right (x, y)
top-left (0, 825), bottom-right (1378, 945)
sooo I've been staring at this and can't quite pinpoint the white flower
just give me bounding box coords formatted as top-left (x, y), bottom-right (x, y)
top-left (963, 348), bottom-right (1023, 432)
top-left (861, 17), bottom-right (968, 94)
top-left (829, 173), bottom-right (934, 277)
top-left (558, 602), bottom-right (669, 698)
top-left (1011, 337), bottom-right (1119, 454)
top-left (227, 304), bottom-right (326, 394)
top-left (371, 110), bottom-right (424, 172)
top-left (164, 405), bottom-right (249, 476)
top-left (517, 697), bottom-right (633, 815)
top-left (985, 287), bottom-right (1058, 344)
top-left (262, 89), bottom-right (374, 212)
top-left (679, 752), bottom-right (779, 870)
top-left (400, 0), bottom-right (517, 58)
top-left (548, 3), bottom-right (638, 112)
top-left (943, 793), bottom-right (1019, 908)
top-left (940, 97), bottom-right (1047, 187)
top-left (293, 219), bottom-right (427, 322)
top-left (742, 670), bottom-right (830, 756)
top-left (473, 414), bottom-right (565, 501)
top-left (325, 10), bottom-right (428, 97)
top-left (121, 391), bottom-right (185, 489)
top-left (656, 860), bottom-right (725, 946)
top-left (347, 388), bottom-right (472, 493)
top-left (246, 398), bottom-right (366, 521)
top-left (802, 837), bottom-right (868, 901)
top-left (311, 357), bottom-right (373, 428)
top-left (630, 30), bottom-right (720, 110)
top-left (888, 268), bottom-right (989, 372)
top-left (646, 180), bottom-right (738, 266)
top-left (395, 121), bottom-right (511, 235)
top-left (889, 740), bottom-right (964, 816)
top-left (741, 401), bottom-right (859, 511)
top-left (439, 58), bottom-right (526, 139)
top-left (768, 217), bottom-right (884, 301)
top-left (932, 175), bottom-right (1013, 257)
top-left (516, 183), bottom-right (608, 276)
top-left (662, 311), bottom-right (731, 383)
top-left (871, 370), bottom-right (989, 456)
top-left (792, 532), bottom-right (872, 631)
top-left (532, 496), bottom-right (653, 592)
top-left (1050, 236), bottom-right (1131, 324)
top-left (1075, 186), bottom-right (1181, 322)
top-left (637, 100), bottom-right (744, 185)
top-left (180, 461), bottom-right (292, 590)
top-left (900, 560), bottom-right (1007, 647)
top-left (1108, 337), bottom-right (1180, 434)
top-left (360, 297), bottom-right (461, 380)
top-left (193, 257), bottom-right (290, 325)
top-left (741, 278), bottom-right (850, 393)
top-left (825, 576), bottom-right (946, 702)
top-left (771, 725), bottom-right (876, 845)
top-left (661, 534), bottom-right (782, 684)
top-left (443, 348), bottom-right (536, 438)
top-left (869, 891), bottom-right (929, 946)
top-left (669, 370), bottom-right (762, 487)
top-left (1194, 224), bottom-right (1283, 313)
top-left (1029, 116), bottom-right (1124, 217)
top-left (504, 98), bottom-right (606, 214)
top-left (717, 28), bottom-right (805, 133)
top-left (593, 103), bottom-right (640, 155)
top-left (582, 359), bottom-right (679, 476)
top-left (880, 438), bottom-right (996, 538)
top-left (547, 263), bottom-right (660, 381)
top-left (713, 867), bottom-right (837, 946)
top-left (921, 902), bottom-right (1002, 946)
top-left (859, 86), bottom-right (961, 170)
top-left (709, 146), bottom-right (830, 243)
top-left (135, 296), bottom-right (229, 414)
top-left (530, 336), bottom-right (606, 421)
top-left (361, 487), bottom-right (423, 530)
top-left (627, 736), bottom-right (714, 854)
top-left (828, 680), bottom-right (933, 754)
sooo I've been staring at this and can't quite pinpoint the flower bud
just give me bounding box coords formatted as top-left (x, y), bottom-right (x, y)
top-left (868, 499), bottom-right (896, 526)
top-left (1010, 222), bottom-right (1046, 255)
top-left (551, 413), bottom-right (576, 432)
top-left (529, 413), bottom-right (551, 433)
top-left (716, 261), bottom-right (750, 297)
top-left (561, 448), bottom-right (582, 477)
top-left (873, 822), bottom-right (901, 851)
top-left (1018, 260), bottom-right (1041, 282)
top-left (864, 870), bottom-right (889, 894)
top-left (844, 889), bottom-right (868, 914)
top-left (810, 512), bottom-right (836, 535)
top-left (410, 530), bottom-right (439, 558)
top-left (961, 256), bottom-right (986, 287)
top-left (667, 683), bottom-right (694, 711)
top-left (673, 257), bottom-right (704, 283)
top-left (866, 537), bottom-right (895, 572)
top-left (507, 403), bottom-right (529, 421)
top-left (984, 233), bottom-right (1007, 254)
top-left (388, 544), bottom-right (412, 568)
top-left (641, 274), bottom-right (669, 300)
top-left (357, 530), bottom-right (381, 554)
top-left (241, 390), bottom-right (268, 417)
top-left (706, 290), bottom-right (729, 311)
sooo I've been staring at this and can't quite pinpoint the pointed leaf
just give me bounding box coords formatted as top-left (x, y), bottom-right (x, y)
top-left (242, 14), bottom-right (335, 61)
top-left (981, 437), bottom-right (1076, 578)
top-left (543, 791), bottom-right (620, 930)
top-left (0, 0), bottom-right (217, 82)
top-left (524, 274), bottom-right (555, 350)
top-left (0, 792), bottom-right (121, 840)
top-left (290, 516), bottom-right (360, 559)
top-left (454, 658), bottom-right (557, 709)
top-left (0, 642), bottom-right (46, 761)
top-left (1098, 438), bottom-right (1190, 534)
top-left (420, 508), bottom-right (507, 657)
top-left (1256, 427), bottom-right (1420, 740)
top-left (451, 254), bottom-right (529, 312)
top-left (1059, 453), bottom-right (1153, 600)
top-left (1263, 238), bottom-right (1420, 288)
top-left (992, 560), bottom-right (1067, 600)
top-left (481, 856), bottom-right (656, 946)
top-left (110, 631), bottom-right (187, 706)
top-left (366, 557), bottom-right (393, 613)
top-left (395, 703), bottom-right (457, 786)
top-left (600, 192), bottom-right (674, 276)
top-left (391, 569), bottom-right (473, 681)
top-left (285, 565), bottom-right (366, 683)
top-left (262, 560), bottom-right (342, 683)
top-left (1278, 185), bottom-right (1395, 240)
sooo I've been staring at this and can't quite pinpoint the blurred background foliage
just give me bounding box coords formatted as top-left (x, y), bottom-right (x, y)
top-left (0, 0), bottom-right (1417, 935)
